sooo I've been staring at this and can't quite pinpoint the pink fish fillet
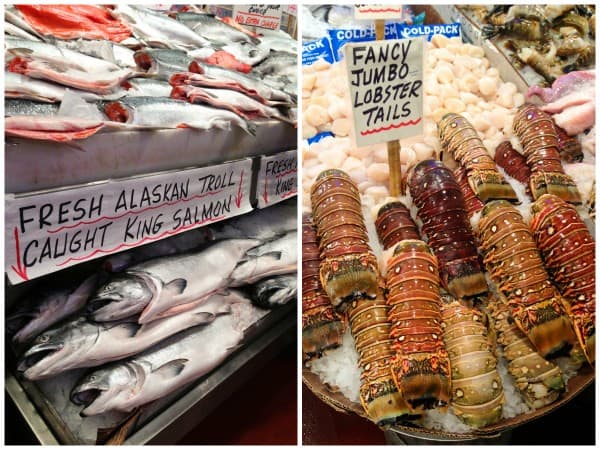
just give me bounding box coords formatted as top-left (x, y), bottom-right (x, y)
top-left (552, 102), bottom-right (596, 136)
top-left (527, 70), bottom-right (595, 103)
top-left (6, 116), bottom-right (104, 142)
top-left (541, 91), bottom-right (594, 114)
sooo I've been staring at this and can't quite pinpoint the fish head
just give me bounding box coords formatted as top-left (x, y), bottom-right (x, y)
top-left (6, 305), bottom-right (40, 342)
top-left (254, 275), bottom-right (297, 306)
top-left (71, 362), bottom-right (142, 416)
top-left (87, 274), bottom-right (153, 322)
top-left (17, 318), bottom-right (95, 379)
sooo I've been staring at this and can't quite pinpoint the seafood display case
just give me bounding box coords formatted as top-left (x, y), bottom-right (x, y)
top-left (301, 3), bottom-right (595, 444)
top-left (5, 3), bottom-right (298, 445)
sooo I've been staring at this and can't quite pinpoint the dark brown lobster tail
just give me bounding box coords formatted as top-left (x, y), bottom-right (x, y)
top-left (530, 194), bottom-right (595, 364)
top-left (438, 113), bottom-right (518, 203)
top-left (478, 200), bottom-right (578, 358)
top-left (454, 166), bottom-right (485, 217)
top-left (408, 159), bottom-right (488, 299)
top-left (310, 169), bottom-right (379, 307)
top-left (513, 104), bottom-right (581, 204)
top-left (375, 201), bottom-right (420, 250)
top-left (555, 124), bottom-right (584, 163)
top-left (493, 141), bottom-right (532, 198)
top-left (385, 240), bottom-right (451, 411)
top-left (302, 213), bottom-right (346, 361)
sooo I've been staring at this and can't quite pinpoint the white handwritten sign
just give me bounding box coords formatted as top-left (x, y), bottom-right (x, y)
top-left (5, 159), bottom-right (253, 284)
top-left (233, 5), bottom-right (282, 30)
top-left (257, 150), bottom-right (297, 208)
top-left (354, 4), bottom-right (404, 20)
top-left (344, 38), bottom-right (424, 147)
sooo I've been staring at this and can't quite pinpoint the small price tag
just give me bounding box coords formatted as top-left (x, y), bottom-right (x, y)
top-left (232, 5), bottom-right (283, 30)
top-left (257, 150), bottom-right (297, 208)
top-left (354, 4), bottom-right (404, 20)
top-left (344, 38), bottom-right (424, 147)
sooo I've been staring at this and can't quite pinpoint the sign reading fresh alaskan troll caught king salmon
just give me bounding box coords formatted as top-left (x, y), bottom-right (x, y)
top-left (5, 159), bottom-right (253, 284)
top-left (257, 149), bottom-right (297, 208)
top-left (344, 37), bottom-right (424, 147)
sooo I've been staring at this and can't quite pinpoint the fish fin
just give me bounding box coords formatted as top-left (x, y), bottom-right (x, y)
top-left (153, 358), bottom-right (188, 378)
top-left (165, 278), bottom-right (187, 296)
top-left (244, 120), bottom-right (257, 136)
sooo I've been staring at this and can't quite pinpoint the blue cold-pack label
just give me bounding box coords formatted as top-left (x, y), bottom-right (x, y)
top-left (302, 37), bottom-right (335, 66)
top-left (307, 131), bottom-right (334, 145)
top-left (395, 22), bottom-right (461, 41)
top-left (329, 24), bottom-right (398, 61)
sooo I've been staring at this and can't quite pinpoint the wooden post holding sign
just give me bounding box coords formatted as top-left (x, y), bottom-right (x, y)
top-left (343, 35), bottom-right (424, 196)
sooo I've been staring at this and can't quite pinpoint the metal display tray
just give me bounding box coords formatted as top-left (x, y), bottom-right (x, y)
top-left (5, 302), bottom-right (296, 445)
top-left (6, 120), bottom-right (296, 194)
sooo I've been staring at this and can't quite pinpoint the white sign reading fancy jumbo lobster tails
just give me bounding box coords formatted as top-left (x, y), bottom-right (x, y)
top-left (344, 37), bottom-right (424, 147)
top-left (5, 159), bottom-right (253, 284)
top-left (257, 149), bottom-right (297, 208)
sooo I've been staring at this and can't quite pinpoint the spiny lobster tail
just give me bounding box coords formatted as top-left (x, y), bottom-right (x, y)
top-left (493, 141), bottom-right (533, 198)
top-left (301, 213), bottom-right (345, 362)
top-left (530, 194), bottom-right (595, 364)
top-left (478, 200), bottom-right (578, 358)
top-left (438, 113), bottom-right (518, 203)
top-left (513, 104), bottom-right (581, 204)
top-left (311, 169), bottom-right (379, 307)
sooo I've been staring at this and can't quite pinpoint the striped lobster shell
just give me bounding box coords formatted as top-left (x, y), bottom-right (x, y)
top-left (555, 124), bottom-right (583, 163)
top-left (348, 290), bottom-right (412, 424)
top-left (454, 166), bottom-right (485, 217)
top-left (385, 240), bottom-right (451, 410)
top-left (530, 194), bottom-right (595, 364)
top-left (375, 201), bottom-right (420, 250)
top-left (493, 140), bottom-right (532, 198)
top-left (302, 213), bottom-right (346, 361)
top-left (408, 159), bottom-right (488, 299)
top-left (310, 169), bottom-right (379, 307)
top-left (438, 113), bottom-right (518, 202)
top-left (478, 200), bottom-right (578, 357)
top-left (440, 293), bottom-right (504, 427)
top-left (488, 299), bottom-right (565, 409)
top-left (512, 104), bottom-right (581, 204)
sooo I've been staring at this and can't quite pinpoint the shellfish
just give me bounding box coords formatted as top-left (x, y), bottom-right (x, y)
top-left (478, 200), bottom-right (578, 357)
top-left (302, 213), bottom-right (346, 361)
top-left (348, 290), bottom-right (413, 424)
top-left (493, 140), bottom-right (532, 198)
top-left (555, 124), bottom-right (584, 163)
top-left (438, 113), bottom-right (518, 203)
top-left (408, 159), bottom-right (488, 299)
top-left (440, 293), bottom-right (504, 427)
top-left (310, 169), bottom-right (379, 307)
top-left (530, 194), bottom-right (595, 364)
top-left (385, 240), bottom-right (451, 410)
top-left (513, 104), bottom-right (581, 204)
top-left (454, 166), bottom-right (485, 217)
top-left (488, 299), bottom-right (565, 408)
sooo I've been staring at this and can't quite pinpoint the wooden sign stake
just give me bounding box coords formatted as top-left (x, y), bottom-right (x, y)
top-left (375, 20), bottom-right (403, 196)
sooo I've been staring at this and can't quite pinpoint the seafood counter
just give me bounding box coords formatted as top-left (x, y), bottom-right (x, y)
top-left (6, 202), bottom-right (297, 444)
top-left (301, 6), bottom-right (595, 443)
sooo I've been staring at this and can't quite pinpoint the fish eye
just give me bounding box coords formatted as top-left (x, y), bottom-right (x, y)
top-left (89, 375), bottom-right (96, 381)
top-left (39, 335), bottom-right (49, 343)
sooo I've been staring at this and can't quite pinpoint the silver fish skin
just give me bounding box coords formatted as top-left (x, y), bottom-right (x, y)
top-left (103, 97), bottom-right (256, 135)
top-left (253, 51), bottom-right (297, 78)
top-left (255, 30), bottom-right (298, 55)
top-left (175, 12), bottom-right (261, 45)
top-left (5, 98), bottom-right (60, 117)
top-left (18, 291), bottom-right (248, 380)
top-left (175, 85), bottom-right (294, 124)
top-left (5, 72), bottom-right (126, 102)
top-left (230, 231), bottom-right (297, 285)
top-left (88, 238), bottom-right (261, 324)
top-left (208, 202), bottom-right (297, 241)
top-left (249, 274), bottom-right (297, 308)
top-left (6, 38), bottom-right (135, 94)
top-left (53, 39), bottom-right (136, 68)
top-left (7, 274), bottom-right (99, 345)
top-left (133, 48), bottom-right (194, 81)
top-left (71, 300), bottom-right (268, 415)
top-left (121, 78), bottom-right (173, 98)
top-left (5, 21), bottom-right (42, 41)
top-left (111, 5), bottom-right (210, 50)
top-left (103, 227), bottom-right (210, 272)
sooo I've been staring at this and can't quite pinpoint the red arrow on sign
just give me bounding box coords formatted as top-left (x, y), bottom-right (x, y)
top-left (262, 177), bottom-right (269, 204)
top-left (235, 169), bottom-right (244, 208)
top-left (10, 227), bottom-right (29, 281)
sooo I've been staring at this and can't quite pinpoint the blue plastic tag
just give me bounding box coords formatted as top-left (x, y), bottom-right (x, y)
top-left (302, 37), bottom-right (335, 66)
top-left (307, 132), bottom-right (334, 145)
top-left (328, 23), bottom-right (398, 62)
top-left (395, 22), bottom-right (461, 42)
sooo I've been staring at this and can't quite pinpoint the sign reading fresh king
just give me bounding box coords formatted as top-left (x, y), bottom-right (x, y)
top-left (343, 37), bottom-right (424, 147)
